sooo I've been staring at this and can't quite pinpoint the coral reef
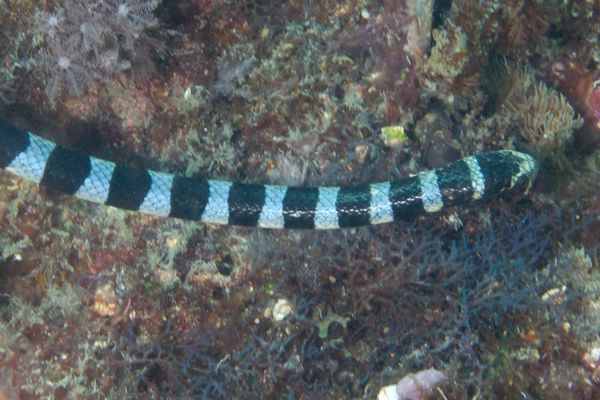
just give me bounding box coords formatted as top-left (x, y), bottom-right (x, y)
top-left (503, 67), bottom-right (582, 155)
top-left (1, 0), bottom-right (600, 399)
top-left (0, 0), bottom-right (38, 104)
top-left (35, 0), bottom-right (160, 102)
top-left (419, 25), bottom-right (470, 105)
top-left (476, 61), bottom-right (583, 160)
top-left (548, 60), bottom-right (600, 152)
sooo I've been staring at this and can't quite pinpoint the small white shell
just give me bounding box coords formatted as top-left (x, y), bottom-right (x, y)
top-left (378, 368), bottom-right (446, 400)
top-left (272, 299), bottom-right (293, 321)
top-left (377, 384), bottom-right (398, 400)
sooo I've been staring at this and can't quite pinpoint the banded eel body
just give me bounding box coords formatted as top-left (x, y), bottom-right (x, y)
top-left (0, 120), bottom-right (538, 229)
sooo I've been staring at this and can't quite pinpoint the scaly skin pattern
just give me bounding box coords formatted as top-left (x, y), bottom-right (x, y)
top-left (0, 120), bottom-right (538, 229)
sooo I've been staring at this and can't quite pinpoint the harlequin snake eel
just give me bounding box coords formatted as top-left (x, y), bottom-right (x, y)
top-left (0, 120), bottom-right (538, 229)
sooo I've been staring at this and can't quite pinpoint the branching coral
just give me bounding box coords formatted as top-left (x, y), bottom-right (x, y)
top-left (419, 24), bottom-right (470, 104)
top-left (89, 200), bottom-right (598, 399)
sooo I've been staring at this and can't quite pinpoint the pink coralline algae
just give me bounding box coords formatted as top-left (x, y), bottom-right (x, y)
top-left (588, 81), bottom-right (600, 123)
top-left (548, 60), bottom-right (600, 151)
